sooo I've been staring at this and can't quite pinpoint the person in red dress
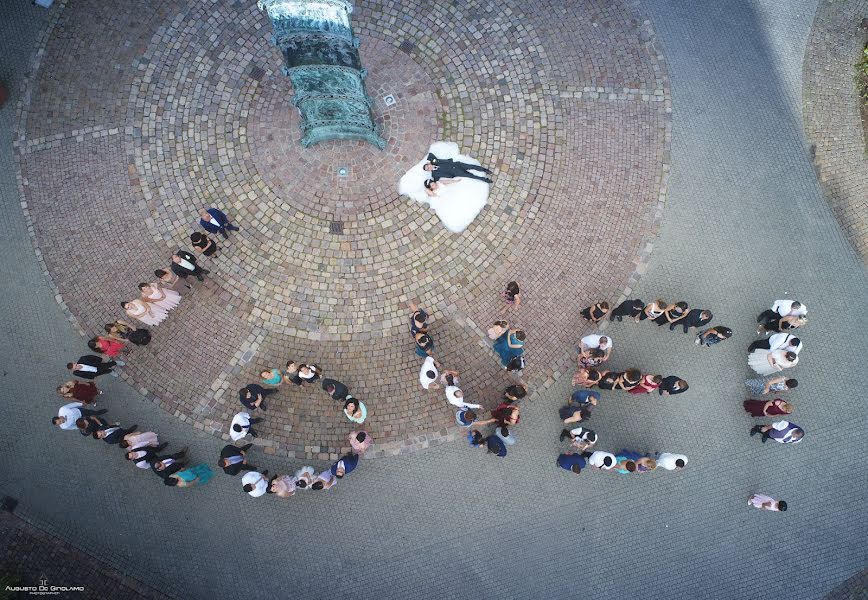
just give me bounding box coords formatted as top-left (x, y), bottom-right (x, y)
top-left (742, 398), bottom-right (793, 417)
top-left (88, 336), bottom-right (127, 359)
top-left (629, 374), bottom-right (662, 394)
top-left (57, 381), bottom-right (102, 405)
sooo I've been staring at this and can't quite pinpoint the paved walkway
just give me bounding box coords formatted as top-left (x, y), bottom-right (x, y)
top-left (1, 1), bottom-right (867, 599)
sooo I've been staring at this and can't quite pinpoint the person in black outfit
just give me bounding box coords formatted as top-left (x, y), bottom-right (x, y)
top-left (503, 384), bottom-right (527, 403)
top-left (658, 376), bottom-right (689, 396)
top-left (93, 423), bottom-right (138, 445)
top-left (75, 415), bottom-right (108, 436)
top-left (219, 443), bottom-right (256, 476)
top-left (322, 378), bottom-right (349, 401)
top-left (190, 232), bottom-right (218, 257)
top-left (66, 355), bottom-right (116, 380)
top-left (580, 302), bottom-right (609, 323)
top-left (675, 309), bottom-right (713, 333)
top-left (239, 384), bottom-right (276, 411)
top-left (170, 249), bottom-right (210, 282)
top-left (423, 153), bottom-right (493, 184)
top-left (609, 299), bottom-right (644, 321)
top-left (151, 448), bottom-right (188, 480)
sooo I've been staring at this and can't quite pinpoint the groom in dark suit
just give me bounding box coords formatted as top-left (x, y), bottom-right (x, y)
top-left (424, 153), bottom-right (493, 183)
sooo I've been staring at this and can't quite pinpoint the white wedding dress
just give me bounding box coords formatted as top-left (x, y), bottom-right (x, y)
top-left (398, 142), bottom-right (490, 233)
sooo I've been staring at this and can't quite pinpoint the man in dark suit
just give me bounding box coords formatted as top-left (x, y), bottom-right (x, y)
top-left (170, 249), bottom-right (210, 282)
top-left (66, 355), bottom-right (116, 380)
top-left (321, 378), bottom-right (349, 401)
top-left (151, 448), bottom-right (188, 480)
top-left (219, 443), bottom-right (256, 476)
top-left (423, 153), bottom-right (493, 183)
top-left (93, 423), bottom-right (138, 445)
top-left (198, 207), bottom-right (240, 239)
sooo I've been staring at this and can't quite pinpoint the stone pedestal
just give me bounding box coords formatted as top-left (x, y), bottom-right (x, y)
top-left (258, 0), bottom-right (385, 149)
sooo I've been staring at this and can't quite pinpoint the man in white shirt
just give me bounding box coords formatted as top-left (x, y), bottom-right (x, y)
top-left (655, 452), bottom-right (688, 470)
top-left (52, 402), bottom-right (106, 431)
top-left (771, 300), bottom-right (806, 317)
top-left (583, 450), bottom-right (617, 470)
top-left (446, 385), bottom-right (482, 408)
top-left (580, 334), bottom-right (612, 360)
top-left (749, 333), bottom-right (803, 355)
top-left (419, 356), bottom-right (440, 390)
top-left (445, 386), bottom-right (481, 410)
top-left (229, 412), bottom-right (263, 441)
top-left (242, 470), bottom-right (270, 497)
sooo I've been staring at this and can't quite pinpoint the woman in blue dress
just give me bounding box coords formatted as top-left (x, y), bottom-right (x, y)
top-left (165, 464), bottom-right (214, 488)
top-left (492, 327), bottom-right (525, 368)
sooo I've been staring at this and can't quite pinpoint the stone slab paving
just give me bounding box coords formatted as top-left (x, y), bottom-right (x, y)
top-left (0, 1), bottom-right (867, 600)
top-left (802, 0), bottom-right (868, 264)
top-left (12, 0), bottom-right (669, 458)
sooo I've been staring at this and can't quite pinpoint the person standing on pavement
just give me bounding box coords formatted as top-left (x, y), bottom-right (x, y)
top-left (198, 207), bottom-right (240, 238)
top-left (331, 453), bottom-right (360, 479)
top-left (654, 452), bottom-right (688, 471)
top-left (748, 333), bottom-right (802, 354)
top-left (93, 422), bottom-right (138, 445)
top-left (343, 397), bottom-right (368, 424)
top-left (52, 403), bottom-right (106, 431)
top-left (219, 443), bottom-right (257, 475)
top-left (750, 421), bottom-right (804, 444)
top-left (445, 385), bottom-right (482, 411)
top-left (583, 450), bottom-right (617, 471)
top-left (696, 326), bottom-right (733, 347)
top-left (56, 381), bottom-right (101, 405)
top-left (154, 268), bottom-right (193, 296)
top-left (230, 412), bottom-right (263, 441)
top-left (742, 398), bottom-right (793, 417)
top-left (239, 384), bottom-right (276, 412)
top-left (152, 448), bottom-right (188, 480)
top-left (503, 383), bottom-right (527, 403)
top-left (744, 375), bottom-right (798, 396)
top-left (119, 430), bottom-right (164, 451)
top-left (419, 356), bottom-right (440, 390)
top-left (165, 464), bottom-right (215, 488)
top-left (170, 249), bottom-right (210, 282)
top-left (580, 334), bottom-right (612, 361)
top-left (348, 431), bottom-right (373, 454)
top-left (676, 309), bottom-right (713, 333)
top-left (322, 378), bottom-right (349, 401)
top-left (580, 302), bottom-right (609, 323)
top-left (242, 470), bottom-right (270, 497)
top-left (560, 426), bottom-right (597, 452)
top-left (190, 232), bottom-right (218, 257)
top-left (67, 355), bottom-right (117, 380)
top-left (658, 376), bottom-right (689, 395)
top-left (557, 452), bottom-right (587, 474)
top-left (748, 494), bottom-right (787, 512)
top-left (610, 299), bottom-right (644, 322)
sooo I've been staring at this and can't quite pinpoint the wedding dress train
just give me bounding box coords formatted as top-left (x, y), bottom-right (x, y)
top-left (398, 142), bottom-right (490, 233)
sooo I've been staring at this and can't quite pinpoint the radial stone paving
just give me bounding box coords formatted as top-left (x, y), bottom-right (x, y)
top-left (15, 0), bottom-right (669, 459)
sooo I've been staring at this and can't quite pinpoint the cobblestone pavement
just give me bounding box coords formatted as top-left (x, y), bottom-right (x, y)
top-left (1, 0), bottom-right (867, 600)
top-left (802, 0), bottom-right (868, 264)
top-left (0, 512), bottom-right (169, 600)
top-left (13, 0), bottom-right (669, 459)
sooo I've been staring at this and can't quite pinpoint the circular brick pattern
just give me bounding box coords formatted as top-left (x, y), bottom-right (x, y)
top-left (17, 0), bottom-right (670, 459)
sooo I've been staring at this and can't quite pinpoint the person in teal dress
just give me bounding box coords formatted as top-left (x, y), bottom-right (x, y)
top-left (260, 368), bottom-right (283, 386)
top-left (493, 328), bottom-right (526, 367)
top-left (165, 464), bottom-right (214, 487)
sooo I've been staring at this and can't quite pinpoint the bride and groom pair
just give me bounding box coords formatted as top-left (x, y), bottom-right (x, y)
top-left (399, 142), bottom-right (493, 233)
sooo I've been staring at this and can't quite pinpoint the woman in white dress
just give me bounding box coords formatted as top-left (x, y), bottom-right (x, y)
top-left (138, 281), bottom-right (181, 324)
top-left (122, 299), bottom-right (161, 327)
top-left (399, 142), bottom-right (490, 233)
top-left (748, 348), bottom-right (799, 376)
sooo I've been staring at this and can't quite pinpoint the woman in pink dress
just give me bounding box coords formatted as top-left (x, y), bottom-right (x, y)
top-left (348, 431), bottom-right (373, 454)
top-left (119, 430), bottom-right (161, 450)
top-left (138, 282), bottom-right (181, 324)
top-left (122, 299), bottom-right (162, 327)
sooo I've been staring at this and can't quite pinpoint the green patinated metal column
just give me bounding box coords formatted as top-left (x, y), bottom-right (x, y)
top-left (258, 0), bottom-right (385, 149)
